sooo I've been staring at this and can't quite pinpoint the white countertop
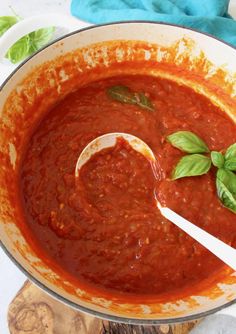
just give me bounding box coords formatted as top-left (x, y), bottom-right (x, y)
top-left (1, 1), bottom-right (236, 333)
top-left (0, 0), bottom-right (71, 17)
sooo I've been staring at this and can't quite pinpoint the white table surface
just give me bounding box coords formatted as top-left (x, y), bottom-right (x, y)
top-left (1, 1), bottom-right (236, 333)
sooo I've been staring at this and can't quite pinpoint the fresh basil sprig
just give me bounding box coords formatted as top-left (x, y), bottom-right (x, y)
top-left (216, 169), bottom-right (236, 213)
top-left (28, 27), bottom-right (55, 54)
top-left (224, 158), bottom-right (236, 171)
top-left (107, 85), bottom-right (155, 112)
top-left (225, 143), bottom-right (236, 160)
top-left (0, 15), bottom-right (54, 64)
top-left (167, 131), bottom-right (209, 154)
top-left (217, 168), bottom-right (236, 194)
top-left (0, 16), bottom-right (19, 37)
top-left (172, 154), bottom-right (211, 180)
top-left (211, 151), bottom-right (224, 168)
top-left (167, 130), bottom-right (236, 214)
top-left (6, 35), bottom-right (30, 64)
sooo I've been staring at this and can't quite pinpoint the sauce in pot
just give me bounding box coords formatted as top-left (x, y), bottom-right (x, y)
top-left (21, 75), bottom-right (236, 297)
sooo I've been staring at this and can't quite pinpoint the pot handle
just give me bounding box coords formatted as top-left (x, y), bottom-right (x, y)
top-left (0, 14), bottom-right (91, 85)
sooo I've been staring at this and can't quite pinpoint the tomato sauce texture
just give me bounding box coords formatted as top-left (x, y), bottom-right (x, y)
top-left (21, 75), bottom-right (236, 297)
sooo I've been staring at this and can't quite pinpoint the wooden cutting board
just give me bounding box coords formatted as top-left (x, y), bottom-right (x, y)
top-left (8, 281), bottom-right (201, 334)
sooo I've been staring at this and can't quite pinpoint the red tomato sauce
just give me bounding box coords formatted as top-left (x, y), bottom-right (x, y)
top-left (20, 75), bottom-right (236, 297)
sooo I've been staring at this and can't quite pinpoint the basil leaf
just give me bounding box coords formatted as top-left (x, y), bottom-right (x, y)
top-left (107, 86), bottom-right (154, 111)
top-left (224, 157), bottom-right (236, 171)
top-left (167, 131), bottom-right (209, 154)
top-left (5, 26), bottom-right (54, 64)
top-left (28, 27), bottom-right (55, 53)
top-left (211, 151), bottom-right (224, 168)
top-left (225, 143), bottom-right (236, 160)
top-left (6, 35), bottom-right (30, 64)
top-left (0, 16), bottom-right (18, 37)
top-left (134, 92), bottom-right (155, 111)
top-left (108, 86), bottom-right (136, 104)
top-left (216, 176), bottom-right (236, 213)
top-left (172, 154), bottom-right (211, 180)
top-left (217, 168), bottom-right (236, 194)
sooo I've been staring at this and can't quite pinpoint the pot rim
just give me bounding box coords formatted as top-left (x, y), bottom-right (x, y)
top-left (1, 20), bottom-right (236, 325)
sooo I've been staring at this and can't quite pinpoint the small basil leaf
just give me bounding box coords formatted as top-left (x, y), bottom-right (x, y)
top-left (107, 86), bottom-right (154, 111)
top-left (6, 35), bottom-right (30, 64)
top-left (172, 154), bottom-right (211, 180)
top-left (225, 143), bottom-right (236, 160)
top-left (28, 27), bottom-right (55, 53)
top-left (224, 157), bottom-right (236, 171)
top-left (216, 178), bottom-right (236, 213)
top-left (135, 92), bottom-right (155, 111)
top-left (211, 151), bottom-right (224, 168)
top-left (167, 131), bottom-right (209, 154)
top-left (217, 168), bottom-right (236, 194)
top-left (0, 16), bottom-right (18, 37)
top-left (108, 86), bottom-right (136, 104)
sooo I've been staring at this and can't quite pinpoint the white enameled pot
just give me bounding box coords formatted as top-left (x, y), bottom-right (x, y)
top-left (1, 14), bottom-right (236, 324)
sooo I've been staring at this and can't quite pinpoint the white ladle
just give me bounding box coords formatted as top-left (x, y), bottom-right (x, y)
top-left (75, 132), bottom-right (236, 271)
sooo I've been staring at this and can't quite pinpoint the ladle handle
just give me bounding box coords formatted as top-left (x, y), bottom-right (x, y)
top-left (160, 206), bottom-right (236, 271)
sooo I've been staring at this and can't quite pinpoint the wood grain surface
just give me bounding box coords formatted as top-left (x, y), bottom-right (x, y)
top-left (8, 281), bottom-right (201, 334)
